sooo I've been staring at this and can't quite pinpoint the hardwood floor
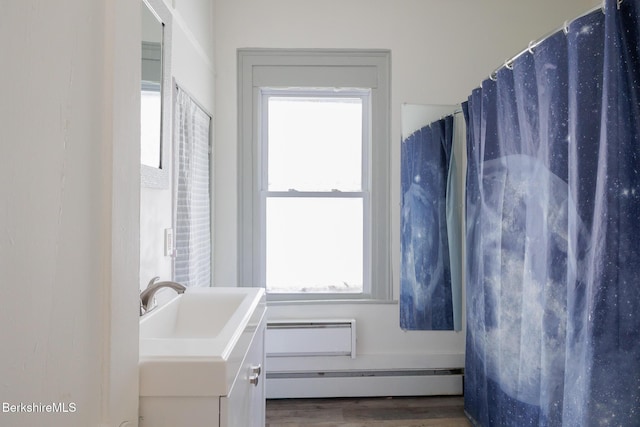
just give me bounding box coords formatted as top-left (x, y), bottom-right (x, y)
top-left (266, 396), bottom-right (472, 427)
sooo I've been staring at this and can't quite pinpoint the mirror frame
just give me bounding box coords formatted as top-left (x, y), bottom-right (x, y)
top-left (400, 103), bottom-right (464, 331)
top-left (141, 0), bottom-right (172, 189)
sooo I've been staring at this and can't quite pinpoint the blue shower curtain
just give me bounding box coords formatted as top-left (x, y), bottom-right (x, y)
top-left (400, 117), bottom-right (454, 330)
top-left (464, 1), bottom-right (640, 425)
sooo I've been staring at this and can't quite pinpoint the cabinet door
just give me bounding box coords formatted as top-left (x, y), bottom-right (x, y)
top-left (139, 397), bottom-right (220, 427)
top-left (220, 320), bottom-right (265, 427)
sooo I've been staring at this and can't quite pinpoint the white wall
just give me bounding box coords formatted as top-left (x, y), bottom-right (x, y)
top-left (213, 0), bottom-right (595, 378)
top-left (0, 0), bottom-right (139, 425)
top-left (139, 0), bottom-right (216, 294)
top-left (0, 0), bottom-right (216, 424)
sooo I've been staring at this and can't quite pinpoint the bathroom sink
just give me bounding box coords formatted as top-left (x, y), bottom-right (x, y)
top-left (139, 287), bottom-right (266, 397)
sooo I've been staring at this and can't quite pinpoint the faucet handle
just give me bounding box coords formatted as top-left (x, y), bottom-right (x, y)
top-left (139, 296), bottom-right (145, 316)
top-left (147, 276), bottom-right (161, 289)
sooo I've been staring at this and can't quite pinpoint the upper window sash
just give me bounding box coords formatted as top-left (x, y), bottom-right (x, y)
top-left (259, 88), bottom-right (371, 194)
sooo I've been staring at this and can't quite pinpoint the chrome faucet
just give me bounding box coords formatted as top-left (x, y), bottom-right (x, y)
top-left (140, 276), bottom-right (186, 315)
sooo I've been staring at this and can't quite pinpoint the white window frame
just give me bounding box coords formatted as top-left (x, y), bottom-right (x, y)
top-left (260, 88), bottom-right (371, 297)
top-left (238, 49), bottom-right (391, 301)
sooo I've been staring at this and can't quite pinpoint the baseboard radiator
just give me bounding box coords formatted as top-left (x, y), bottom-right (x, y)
top-left (265, 319), bottom-right (463, 398)
top-left (265, 319), bottom-right (356, 358)
top-left (265, 368), bottom-right (464, 399)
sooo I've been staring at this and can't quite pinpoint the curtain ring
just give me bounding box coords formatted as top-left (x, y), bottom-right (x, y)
top-left (489, 71), bottom-right (498, 82)
top-left (528, 40), bottom-right (536, 55)
top-left (505, 59), bottom-right (514, 70)
top-left (563, 20), bottom-right (570, 35)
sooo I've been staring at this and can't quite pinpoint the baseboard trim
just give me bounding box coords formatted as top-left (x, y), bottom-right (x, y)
top-left (266, 372), bottom-right (463, 399)
top-left (267, 368), bottom-right (464, 379)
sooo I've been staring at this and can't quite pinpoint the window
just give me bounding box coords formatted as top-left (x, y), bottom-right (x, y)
top-left (238, 49), bottom-right (391, 301)
top-left (140, 83), bottom-right (161, 168)
top-left (262, 90), bottom-right (370, 294)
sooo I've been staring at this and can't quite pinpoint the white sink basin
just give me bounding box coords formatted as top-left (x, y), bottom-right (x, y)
top-left (139, 287), bottom-right (266, 397)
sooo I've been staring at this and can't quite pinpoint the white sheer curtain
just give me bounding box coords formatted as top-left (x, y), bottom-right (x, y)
top-left (174, 86), bottom-right (211, 287)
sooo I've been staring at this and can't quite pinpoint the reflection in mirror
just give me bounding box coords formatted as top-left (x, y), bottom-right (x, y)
top-left (401, 104), bottom-right (459, 141)
top-left (141, 4), bottom-right (162, 169)
top-left (141, 0), bottom-right (171, 188)
top-left (400, 104), bottom-right (465, 331)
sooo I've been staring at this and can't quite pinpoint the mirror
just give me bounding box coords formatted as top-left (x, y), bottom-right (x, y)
top-left (400, 104), bottom-right (464, 331)
top-left (141, 0), bottom-right (172, 188)
top-left (141, 4), bottom-right (162, 169)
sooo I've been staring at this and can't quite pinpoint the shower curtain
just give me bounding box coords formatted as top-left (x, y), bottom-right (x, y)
top-left (174, 86), bottom-right (212, 288)
top-left (464, 0), bottom-right (640, 425)
top-left (400, 116), bottom-right (454, 330)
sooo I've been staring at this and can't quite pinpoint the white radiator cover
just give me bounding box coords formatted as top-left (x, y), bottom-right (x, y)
top-left (266, 319), bottom-right (356, 358)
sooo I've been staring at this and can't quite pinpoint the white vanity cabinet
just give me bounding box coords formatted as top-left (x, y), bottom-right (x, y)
top-left (220, 318), bottom-right (265, 427)
top-left (138, 287), bottom-right (266, 427)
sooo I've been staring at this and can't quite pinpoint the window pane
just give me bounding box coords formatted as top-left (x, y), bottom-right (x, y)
top-left (141, 89), bottom-right (162, 168)
top-left (267, 97), bottom-right (363, 191)
top-left (266, 197), bottom-right (363, 293)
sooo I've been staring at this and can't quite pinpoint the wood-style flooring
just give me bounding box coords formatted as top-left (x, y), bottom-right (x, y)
top-left (266, 396), bottom-right (472, 427)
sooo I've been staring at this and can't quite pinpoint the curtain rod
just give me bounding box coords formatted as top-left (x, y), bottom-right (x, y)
top-left (487, 0), bottom-right (623, 82)
top-left (173, 78), bottom-right (213, 119)
top-left (434, 108), bottom-right (463, 121)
